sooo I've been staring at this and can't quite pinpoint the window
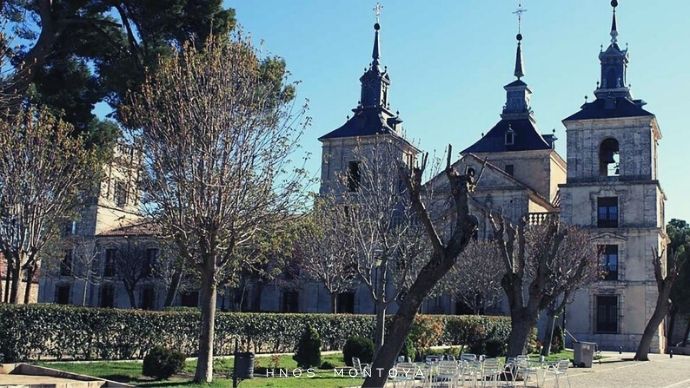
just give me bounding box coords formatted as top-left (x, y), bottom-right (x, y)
top-left (505, 164), bottom-right (514, 176)
top-left (141, 286), bottom-right (155, 310)
top-left (63, 220), bottom-right (77, 237)
top-left (601, 245), bottom-right (619, 281)
top-left (143, 248), bottom-right (158, 278)
top-left (336, 292), bottom-right (355, 314)
top-left (599, 138), bottom-right (620, 177)
top-left (60, 250), bottom-right (72, 276)
top-left (597, 197), bottom-right (619, 228)
top-left (595, 295), bottom-right (618, 334)
top-left (55, 284), bottom-right (71, 305)
top-left (180, 291), bottom-right (199, 307)
top-left (100, 284), bottom-right (114, 308)
top-left (505, 127), bottom-right (515, 145)
top-left (114, 181), bottom-right (128, 208)
top-left (104, 248), bottom-right (117, 277)
top-left (281, 291), bottom-right (299, 313)
top-left (347, 161), bottom-right (361, 192)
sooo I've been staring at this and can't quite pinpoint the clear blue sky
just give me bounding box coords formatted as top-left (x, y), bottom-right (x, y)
top-left (227, 0), bottom-right (689, 221)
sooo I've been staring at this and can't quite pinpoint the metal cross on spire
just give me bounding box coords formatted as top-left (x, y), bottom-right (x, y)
top-left (374, 2), bottom-right (383, 24)
top-left (513, 1), bottom-right (527, 34)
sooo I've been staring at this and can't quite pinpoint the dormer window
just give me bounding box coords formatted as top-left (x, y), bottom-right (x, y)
top-left (505, 127), bottom-right (515, 145)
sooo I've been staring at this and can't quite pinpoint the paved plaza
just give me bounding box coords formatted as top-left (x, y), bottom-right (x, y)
top-left (537, 352), bottom-right (690, 388)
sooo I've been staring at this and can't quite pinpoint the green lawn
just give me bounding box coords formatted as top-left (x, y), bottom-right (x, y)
top-left (527, 350), bottom-right (574, 362)
top-left (38, 353), bottom-right (362, 388)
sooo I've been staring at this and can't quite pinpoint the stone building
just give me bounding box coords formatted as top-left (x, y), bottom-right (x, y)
top-left (37, 143), bottom-right (166, 309)
top-left (422, 26), bottom-right (565, 314)
top-left (560, 2), bottom-right (668, 352)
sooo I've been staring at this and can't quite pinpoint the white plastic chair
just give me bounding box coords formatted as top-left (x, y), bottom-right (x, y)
top-left (480, 358), bottom-right (501, 387)
top-left (392, 362), bottom-right (418, 388)
top-left (516, 357), bottom-right (543, 387)
top-left (545, 360), bottom-right (571, 388)
top-left (432, 362), bottom-right (460, 388)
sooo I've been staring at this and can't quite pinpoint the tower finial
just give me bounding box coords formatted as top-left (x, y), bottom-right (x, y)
top-left (371, 2), bottom-right (383, 67)
top-left (610, 0), bottom-right (619, 44)
top-left (513, 1), bottom-right (527, 79)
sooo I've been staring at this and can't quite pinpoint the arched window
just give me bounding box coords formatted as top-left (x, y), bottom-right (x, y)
top-left (599, 138), bottom-right (620, 176)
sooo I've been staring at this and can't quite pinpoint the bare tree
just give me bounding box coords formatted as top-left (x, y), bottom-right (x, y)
top-left (489, 214), bottom-right (600, 357)
top-left (113, 239), bottom-right (155, 308)
top-left (434, 239), bottom-right (503, 314)
top-left (299, 198), bottom-right (358, 314)
top-left (123, 35), bottom-right (306, 382)
top-left (0, 107), bottom-right (96, 304)
top-left (363, 146), bottom-right (479, 388)
top-left (635, 248), bottom-right (686, 361)
top-left (43, 235), bottom-right (101, 306)
top-left (152, 240), bottom-right (188, 308)
top-left (321, 139), bottom-right (429, 351)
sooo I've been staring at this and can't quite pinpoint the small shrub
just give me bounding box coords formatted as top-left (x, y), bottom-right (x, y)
top-left (343, 336), bottom-right (374, 366)
top-left (142, 346), bottom-right (185, 380)
top-left (551, 326), bottom-right (564, 353)
top-left (269, 354), bottom-right (281, 369)
top-left (293, 326), bottom-right (321, 368)
top-left (399, 337), bottom-right (415, 361)
top-left (485, 339), bottom-right (506, 357)
top-left (320, 361), bottom-right (336, 369)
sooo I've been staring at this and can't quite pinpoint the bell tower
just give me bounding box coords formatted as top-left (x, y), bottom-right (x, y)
top-left (560, 1), bottom-right (667, 353)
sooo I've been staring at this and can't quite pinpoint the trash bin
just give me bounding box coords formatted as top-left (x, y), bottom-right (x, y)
top-left (234, 352), bottom-right (255, 379)
top-left (573, 342), bottom-right (595, 368)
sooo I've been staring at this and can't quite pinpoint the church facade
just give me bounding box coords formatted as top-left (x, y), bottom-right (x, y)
top-left (318, 2), bottom-right (667, 351)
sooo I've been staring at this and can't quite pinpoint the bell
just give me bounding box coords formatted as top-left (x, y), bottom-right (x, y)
top-left (614, 165), bottom-right (620, 175)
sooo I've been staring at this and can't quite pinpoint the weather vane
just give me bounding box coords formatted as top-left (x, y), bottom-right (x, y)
top-left (374, 2), bottom-right (383, 24)
top-left (513, 1), bottom-right (527, 34)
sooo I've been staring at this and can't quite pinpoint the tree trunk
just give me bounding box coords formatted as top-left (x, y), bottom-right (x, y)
top-left (682, 318), bottom-right (690, 347)
top-left (9, 260), bottom-right (20, 304)
top-left (0, 261), bottom-right (4, 303)
top-left (373, 302), bottom-right (386, 352)
top-left (635, 288), bottom-right (671, 360)
top-left (330, 292), bottom-right (337, 314)
top-left (667, 307), bottom-right (677, 350)
top-left (126, 287), bottom-right (137, 308)
top-left (194, 262), bottom-right (218, 383)
top-left (164, 269), bottom-right (183, 307)
top-left (363, 284), bottom-right (431, 388)
top-left (23, 266), bottom-right (35, 304)
top-left (82, 277), bottom-right (89, 306)
top-left (3, 268), bottom-right (10, 303)
top-left (541, 310), bottom-right (557, 357)
top-left (507, 312), bottom-right (536, 357)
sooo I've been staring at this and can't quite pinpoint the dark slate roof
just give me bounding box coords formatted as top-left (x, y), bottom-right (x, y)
top-left (461, 118), bottom-right (551, 154)
top-left (564, 96), bottom-right (653, 121)
top-left (318, 107), bottom-right (401, 141)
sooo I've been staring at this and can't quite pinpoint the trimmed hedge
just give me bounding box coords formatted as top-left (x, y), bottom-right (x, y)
top-left (0, 304), bottom-right (510, 362)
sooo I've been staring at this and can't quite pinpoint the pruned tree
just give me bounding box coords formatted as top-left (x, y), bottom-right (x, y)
top-left (363, 146), bottom-right (479, 388)
top-left (123, 35), bottom-right (306, 382)
top-left (434, 239), bottom-right (503, 314)
top-left (322, 139), bottom-right (429, 352)
top-left (298, 201), bottom-right (358, 313)
top-left (489, 214), bottom-right (600, 357)
top-left (0, 107), bottom-right (96, 304)
top-left (635, 248), bottom-right (686, 361)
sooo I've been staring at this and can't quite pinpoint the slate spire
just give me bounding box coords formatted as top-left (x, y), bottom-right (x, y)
top-left (514, 34), bottom-right (525, 80)
top-left (610, 0), bottom-right (619, 44)
top-left (595, 0), bottom-right (631, 99)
